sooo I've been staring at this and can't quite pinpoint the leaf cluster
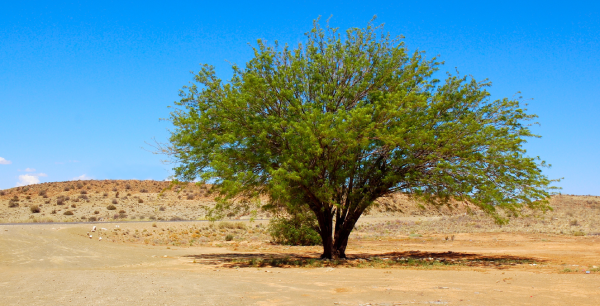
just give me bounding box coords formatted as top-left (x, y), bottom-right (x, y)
top-left (167, 19), bottom-right (556, 224)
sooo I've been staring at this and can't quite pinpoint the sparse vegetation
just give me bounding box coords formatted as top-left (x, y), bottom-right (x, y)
top-left (9, 197), bottom-right (19, 208)
top-left (1, 181), bottom-right (596, 244)
top-left (30, 205), bottom-right (40, 213)
top-left (107, 204), bottom-right (117, 210)
top-left (63, 211), bottom-right (74, 215)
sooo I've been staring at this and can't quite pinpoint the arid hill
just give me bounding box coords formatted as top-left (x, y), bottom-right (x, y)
top-left (1, 180), bottom-right (599, 236)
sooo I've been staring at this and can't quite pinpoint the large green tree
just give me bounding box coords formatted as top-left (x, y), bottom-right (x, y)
top-left (166, 20), bottom-right (555, 259)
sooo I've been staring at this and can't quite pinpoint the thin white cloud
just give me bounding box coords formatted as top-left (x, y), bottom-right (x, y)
top-left (16, 175), bottom-right (40, 187)
top-left (25, 168), bottom-right (36, 172)
top-left (0, 157), bottom-right (11, 165)
top-left (71, 174), bottom-right (92, 181)
top-left (15, 172), bottom-right (49, 186)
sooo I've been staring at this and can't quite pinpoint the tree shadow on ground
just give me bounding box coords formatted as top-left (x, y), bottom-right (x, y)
top-left (183, 250), bottom-right (543, 269)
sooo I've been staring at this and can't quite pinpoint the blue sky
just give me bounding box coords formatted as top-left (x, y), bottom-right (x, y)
top-left (0, 1), bottom-right (598, 195)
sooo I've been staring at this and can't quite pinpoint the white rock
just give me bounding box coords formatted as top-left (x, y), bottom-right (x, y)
top-left (92, 226), bottom-right (96, 232)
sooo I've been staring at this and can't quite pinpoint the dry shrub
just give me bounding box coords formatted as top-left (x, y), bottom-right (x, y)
top-left (218, 221), bottom-right (247, 230)
top-left (107, 204), bottom-right (117, 210)
top-left (63, 211), bottom-right (74, 215)
top-left (30, 205), bottom-right (40, 213)
top-left (112, 199), bottom-right (118, 204)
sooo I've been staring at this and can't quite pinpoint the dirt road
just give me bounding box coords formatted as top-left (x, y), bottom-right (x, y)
top-left (1, 222), bottom-right (599, 305)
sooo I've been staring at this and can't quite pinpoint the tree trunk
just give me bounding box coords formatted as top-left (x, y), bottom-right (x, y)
top-left (333, 233), bottom-right (349, 258)
top-left (320, 230), bottom-right (334, 259)
top-left (316, 208), bottom-right (334, 259)
top-left (332, 218), bottom-right (357, 259)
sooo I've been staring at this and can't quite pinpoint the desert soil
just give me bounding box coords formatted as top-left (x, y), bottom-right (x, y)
top-left (1, 219), bottom-right (600, 305)
top-left (1, 181), bottom-right (600, 305)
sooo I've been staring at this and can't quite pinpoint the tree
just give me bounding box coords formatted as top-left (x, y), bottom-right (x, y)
top-left (165, 19), bottom-right (555, 259)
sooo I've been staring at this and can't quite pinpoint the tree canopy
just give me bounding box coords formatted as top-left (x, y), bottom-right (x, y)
top-left (166, 20), bottom-right (555, 259)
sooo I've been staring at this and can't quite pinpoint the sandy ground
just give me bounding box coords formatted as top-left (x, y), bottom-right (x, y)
top-left (1, 220), bottom-right (600, 305)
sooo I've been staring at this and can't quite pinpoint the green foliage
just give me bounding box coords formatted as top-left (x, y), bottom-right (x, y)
top-left (165, 18), bottom-right (556, 257)
top-left (268, 213), bottom-right (322, 246)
